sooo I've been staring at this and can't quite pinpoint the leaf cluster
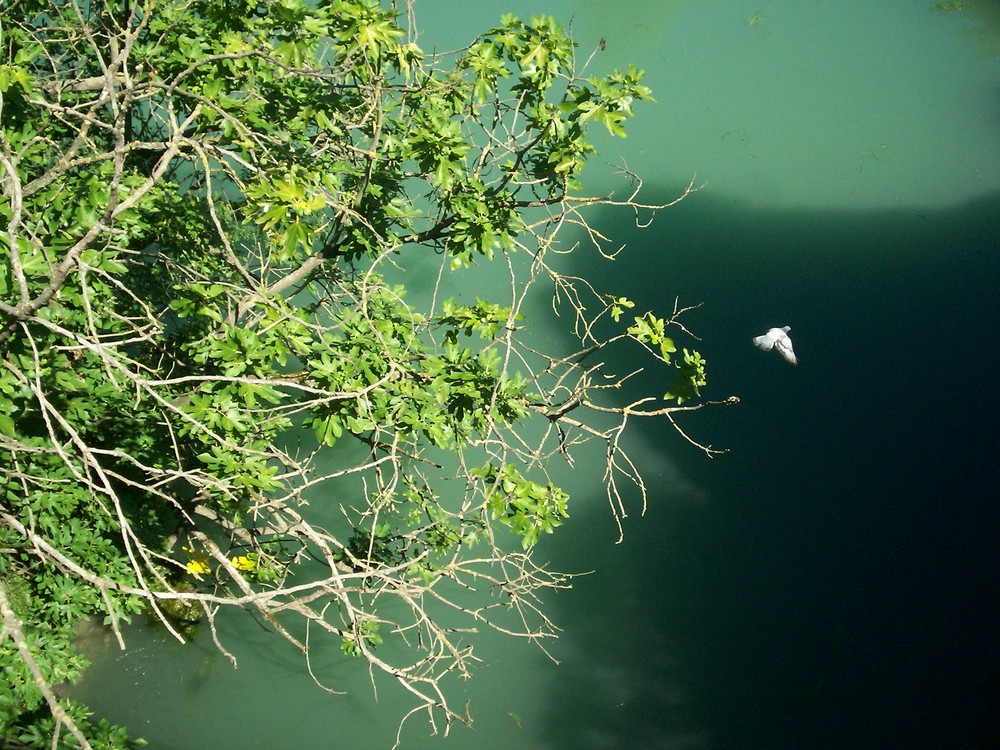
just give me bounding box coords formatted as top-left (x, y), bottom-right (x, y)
top-left (0, 1), bottom-right (717, 744)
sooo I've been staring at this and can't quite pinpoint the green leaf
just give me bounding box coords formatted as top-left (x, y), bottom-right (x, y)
top-left (313, 414), bottom-right (343, 446)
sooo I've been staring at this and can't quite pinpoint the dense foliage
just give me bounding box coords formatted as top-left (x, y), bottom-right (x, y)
top-left (0, 1), bottom-right (724, 745)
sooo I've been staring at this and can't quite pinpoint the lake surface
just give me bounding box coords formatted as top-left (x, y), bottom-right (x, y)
top-left (73, 2), bottom-right (1000, 748)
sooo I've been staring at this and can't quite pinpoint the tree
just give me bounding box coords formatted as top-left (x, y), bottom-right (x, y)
top-left (0, 1), bottom-right (732, 746)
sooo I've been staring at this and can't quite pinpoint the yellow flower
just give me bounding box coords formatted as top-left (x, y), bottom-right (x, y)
top-left (185, 559), bottom-right (212, 578)
top-left (181, 545), bottom-right (212, 579)
top-left (231, 553), bottom-right (257, 572)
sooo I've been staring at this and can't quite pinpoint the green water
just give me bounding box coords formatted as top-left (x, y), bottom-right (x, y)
top-left (72, 2), bottom-right (1000, 748)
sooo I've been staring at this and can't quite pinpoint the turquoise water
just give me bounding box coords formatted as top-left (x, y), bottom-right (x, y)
top-left (72, 2), bottom-right (1000, 748)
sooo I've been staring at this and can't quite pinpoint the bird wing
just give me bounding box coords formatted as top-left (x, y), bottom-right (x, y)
top-left (753, 334), bottom-right (773, 351)
top-left (774, 334), bottom-right (797, 365)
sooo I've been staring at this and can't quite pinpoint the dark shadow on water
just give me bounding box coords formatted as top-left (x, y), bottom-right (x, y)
top-left (538, 188), bottom-right (1000, 750)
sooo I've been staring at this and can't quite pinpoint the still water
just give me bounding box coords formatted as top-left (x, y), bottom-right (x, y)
top-left (74, 2), bottom-right (1000, 748)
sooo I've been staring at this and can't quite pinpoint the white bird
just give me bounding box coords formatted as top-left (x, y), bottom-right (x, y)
top-left (753, 326), bottom-right (797, 365)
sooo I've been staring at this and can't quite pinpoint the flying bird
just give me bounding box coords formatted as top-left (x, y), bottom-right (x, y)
top-left (753, 326), bottom-right (797, 365)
